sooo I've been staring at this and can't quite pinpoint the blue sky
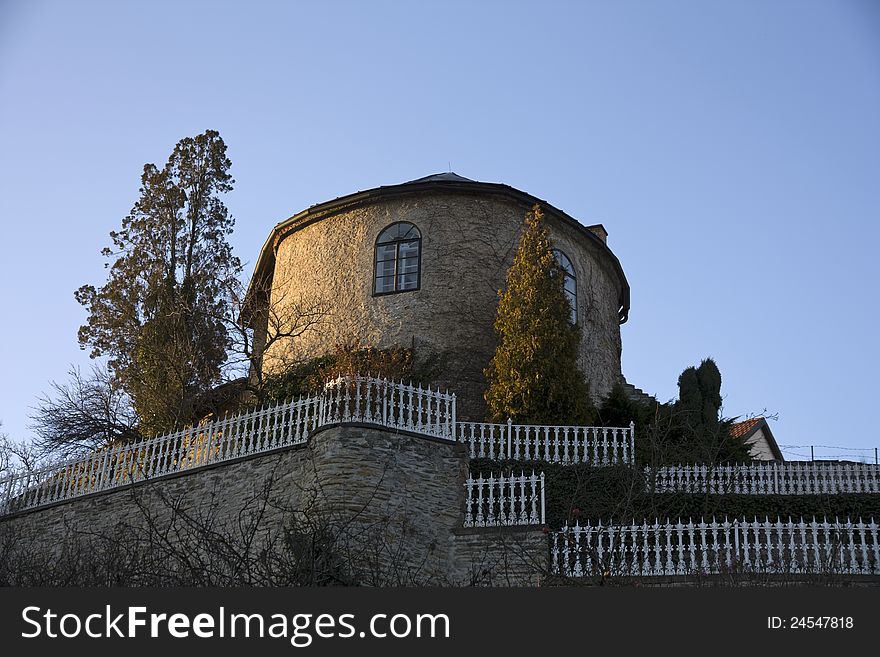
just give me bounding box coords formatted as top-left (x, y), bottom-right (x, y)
top-left (1, 0), bottom-right (878, 460)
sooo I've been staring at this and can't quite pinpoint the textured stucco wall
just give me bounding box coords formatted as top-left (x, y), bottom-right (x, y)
top-left (0, 427), bottom-right (546, 586)
top-left (264, 189), bottom-right (624, 420)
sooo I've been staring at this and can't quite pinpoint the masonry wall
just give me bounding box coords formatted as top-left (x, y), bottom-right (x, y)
top-left (0, 426), bottom-right (546, 586)
top-left (264, 189), bottom-right (624, 420)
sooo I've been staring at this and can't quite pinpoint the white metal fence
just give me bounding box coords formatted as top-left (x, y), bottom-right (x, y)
top-left (648, 462), bottom-right (880, 495)
top-left (0, 376), bottom-right (457, 516)
top-left (458, 419), bottom-right (634, 465)
top-left (551, 517), bottom-right (880, 577)
top-left (322, 375), bottom-right (456, 440)
top-left (464, 471), bottom-right (545, 527)
top-left (0, 395), bottom-right (323, 516)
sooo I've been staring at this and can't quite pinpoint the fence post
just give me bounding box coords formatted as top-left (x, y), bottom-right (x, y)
top-left (464, 478), bottom-right (473, 526)
top-left (733, 519), bottom-right (740, 564)
top-left (507, 418), bottom-right (512, 460)
top-left (540, 471), bottom-right (546, 525)
top-left (451, 392), bottom-right (457, 441)
top-left (629, 421), bottom-right (635, 465)
top-left (382, 378), bottom-right (388, 427)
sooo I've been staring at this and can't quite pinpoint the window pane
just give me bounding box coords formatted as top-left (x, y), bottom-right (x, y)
top-left (376, 244), bottom-right (397, 261)
top-left (375, 275), bottom-right (395, 293)
top-left (398, 272), bottom-right (418, 290)
top-left (553, 249), bottom-right (574, 274)
top-left (376, 259), bottom-right (395, 277)
top-left (399, 257), bottom-right (419, 274)
top-left (565, 290), bottom-right (577, 323)
top-left (398, 240), bottom-right (419, 258)
top-left (564, 277), bottom-right (576, 295)
top-left (377, 225), bottom-right (400, 243)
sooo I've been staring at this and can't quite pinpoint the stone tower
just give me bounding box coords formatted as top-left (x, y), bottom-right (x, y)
top-left (247, 173), bottom-right (630, 420)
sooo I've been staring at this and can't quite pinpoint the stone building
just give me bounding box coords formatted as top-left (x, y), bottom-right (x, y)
top-left (247, 173), bottom-right (630, 419)
top-left (0, 174), bottom-right (629, 587)
top-left (4, 174), bottom-right (877, 586)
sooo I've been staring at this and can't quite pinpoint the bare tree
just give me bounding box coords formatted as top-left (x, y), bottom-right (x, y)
top-left (0, 426), bottom-right (37, 478)
top-left (221, 270), bottom-right (330, 404)
top-left (29, 364), bottom-right (139, 459)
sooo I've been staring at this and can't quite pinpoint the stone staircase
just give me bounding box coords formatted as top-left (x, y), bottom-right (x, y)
top-left (619, 377), bottom-right (657, 407)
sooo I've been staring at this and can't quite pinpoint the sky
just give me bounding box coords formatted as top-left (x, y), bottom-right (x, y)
top-left (0, 0), bottom-right (878, 461)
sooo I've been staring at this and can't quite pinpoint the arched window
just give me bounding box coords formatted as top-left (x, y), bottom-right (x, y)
top-left (553, 249), bottom-right (577, 324)
top-left (374, 222), bottom-right (421, 295)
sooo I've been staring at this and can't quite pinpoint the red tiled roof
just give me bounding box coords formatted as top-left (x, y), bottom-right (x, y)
top-left (730, 417), bottom-right (762, 439)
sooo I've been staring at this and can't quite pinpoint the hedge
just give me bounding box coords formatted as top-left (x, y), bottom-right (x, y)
top-left (467, 459), bottom-right (880, 528)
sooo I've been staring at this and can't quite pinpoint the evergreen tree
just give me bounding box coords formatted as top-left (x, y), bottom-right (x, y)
top-left (597, 382), bottom-right (657, 465)
top-left (597, 382), bottom-right (641, 428)
top-left (673, 358), bottom-right (750, 463)
top-left (484, 205), bottom-right (594, 424)
top-left (75, 130), bottom-right (241, 435)
top-left (676, 358), bottom-right (723, 437)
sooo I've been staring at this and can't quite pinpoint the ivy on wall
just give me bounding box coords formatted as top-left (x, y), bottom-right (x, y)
top-left (261, 343), bottom-right (444, 404)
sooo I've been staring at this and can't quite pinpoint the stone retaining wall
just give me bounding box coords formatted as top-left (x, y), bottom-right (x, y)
top-left (0, 426), bottom-right (547, 586)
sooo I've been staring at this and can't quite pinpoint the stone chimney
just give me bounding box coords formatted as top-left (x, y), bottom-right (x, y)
top-left (587, 224), bottom-right (608, 244)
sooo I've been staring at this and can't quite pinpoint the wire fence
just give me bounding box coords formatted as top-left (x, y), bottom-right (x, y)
top-left (780, 444), bottom-right (879, 464)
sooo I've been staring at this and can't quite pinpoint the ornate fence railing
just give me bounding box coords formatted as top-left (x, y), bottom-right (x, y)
top-left (0, 376), bottom-right (457, 516)
top-left (0, 394), bottom-right (323, 516)
top-left (322, 375), bottom-right (456, 440)
top-left (647, 462), bottom-right (880, 495)
top-left (458, 420), bottom-right (634, 465)
top-left (551, 517), bottom-right (880, 577)
top-left (463, 471), bottom-right (545, 527)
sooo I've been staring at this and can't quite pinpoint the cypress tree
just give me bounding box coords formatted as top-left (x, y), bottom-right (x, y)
top-left (676, 358), bottom-right (723, 435)
top-left (673, 357), bottom-right (750, 463)
top-left (484, 205), bottom-right (594, 424)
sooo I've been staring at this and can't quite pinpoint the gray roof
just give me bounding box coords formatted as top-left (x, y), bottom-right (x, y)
top-left (403, 172), bottom-right (476, 184)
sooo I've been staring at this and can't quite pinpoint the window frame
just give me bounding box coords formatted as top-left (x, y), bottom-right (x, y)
top-left (372, 221), bottom-right (423, 296)
top-left (552, 248), bottom-right (578, 325)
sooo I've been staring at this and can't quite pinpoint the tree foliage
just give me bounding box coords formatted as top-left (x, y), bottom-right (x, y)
top-left (669, 358), bottom-right (750, 463)
top-left (597, 382), bottom-right (655, 462)
top-left (484, 205), bottom-right (594, 424)
top-left (597, 382), bottom-right (650, 430)
top-left (677, 358), bottom-right (722, 431)
top-left (75, 130), bottom-right (241, 435)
